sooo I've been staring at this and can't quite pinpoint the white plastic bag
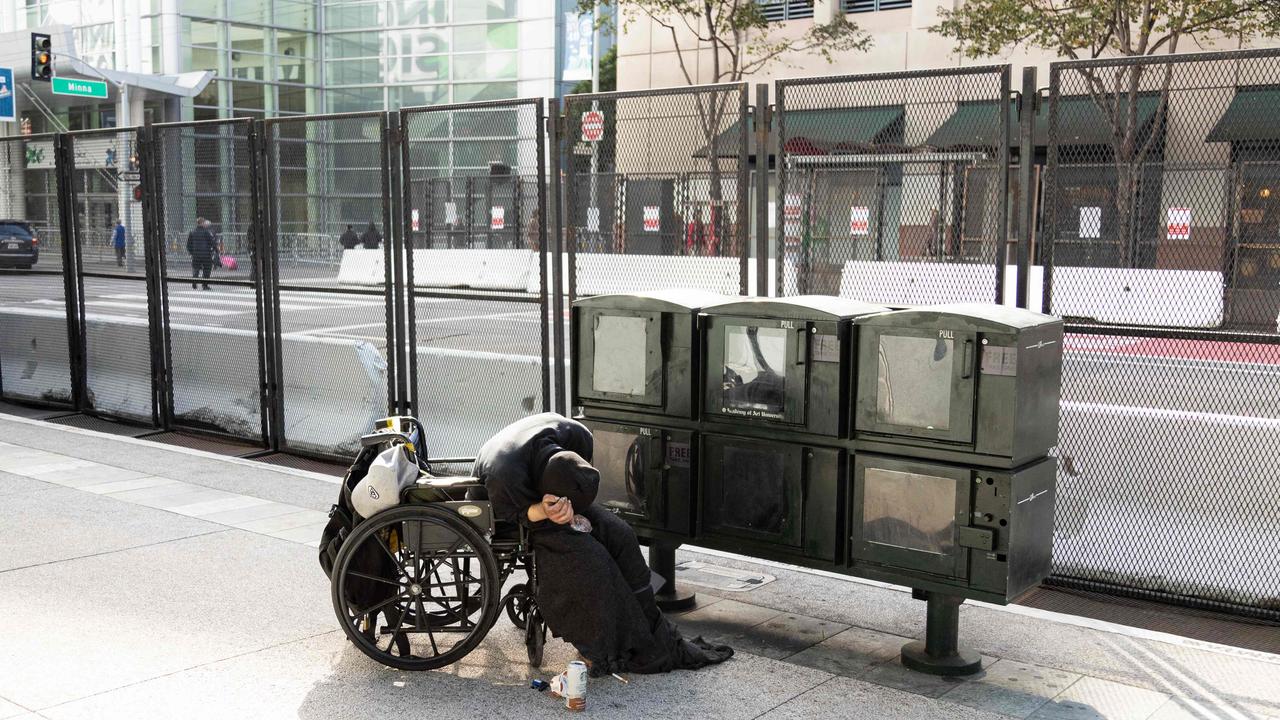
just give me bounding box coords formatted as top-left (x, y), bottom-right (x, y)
top-left (352, 444), bottom-right (420, 519)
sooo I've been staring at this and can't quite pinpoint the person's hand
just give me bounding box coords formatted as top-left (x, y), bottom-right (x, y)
top-left (541, 494), bottom-right (574, 525)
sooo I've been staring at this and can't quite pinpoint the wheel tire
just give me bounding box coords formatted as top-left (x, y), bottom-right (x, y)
top-left (504, 583), bottom-right (530, 630)
top-left (331, 504), bottom-right (500, 671)
top-left (526, 608), bottom-right (546, 667)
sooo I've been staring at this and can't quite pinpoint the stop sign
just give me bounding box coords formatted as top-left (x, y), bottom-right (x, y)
top-left (581, 110), bottom-right (605, 142)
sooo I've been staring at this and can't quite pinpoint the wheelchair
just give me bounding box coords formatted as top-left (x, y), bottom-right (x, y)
top-left (327, 418), bottom-right (547, 671)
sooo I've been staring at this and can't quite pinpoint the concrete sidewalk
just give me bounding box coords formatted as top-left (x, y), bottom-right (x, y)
top-left (0, 414), bottom-right (1276, 720)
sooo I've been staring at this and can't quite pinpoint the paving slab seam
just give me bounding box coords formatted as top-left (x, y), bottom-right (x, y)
top-left (0, 528), bottom-right (232, 576)
top-left (2, 444), bottom-right (330, 550)
top-left (0, 413), bottom-right (340, 485)
top-left (683, 546), bottom-right (1280, 666)
top-left (745, 674), bottom-right (841, 720)
top-left (27, 629), bottom-right (346, 715)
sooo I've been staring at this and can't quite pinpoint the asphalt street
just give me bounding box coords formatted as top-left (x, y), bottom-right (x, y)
top-left (0, 270), bottom-right (545, 357)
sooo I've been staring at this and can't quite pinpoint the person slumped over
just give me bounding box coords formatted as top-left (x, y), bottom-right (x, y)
top-left (473, 413), bottom-right (732, 676)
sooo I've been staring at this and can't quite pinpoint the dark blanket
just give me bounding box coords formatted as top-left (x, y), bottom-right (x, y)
top-left (473, 413), bottom-right (732, 676)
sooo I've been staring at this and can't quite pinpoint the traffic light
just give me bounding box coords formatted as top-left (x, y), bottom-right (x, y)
top-left (133, 185), bottom-right (143, 202)
top-left (31, 33), bottom-right (52, 82)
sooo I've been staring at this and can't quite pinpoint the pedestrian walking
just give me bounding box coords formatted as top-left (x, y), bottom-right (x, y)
top-left (112, 218), bottom-right (126, 267)
top-left (360, 221), bottom-right (382, 250)
top-left (339, 224), bottom-right (360, 250)
top-left (187, 217), bottom-right (216, 290)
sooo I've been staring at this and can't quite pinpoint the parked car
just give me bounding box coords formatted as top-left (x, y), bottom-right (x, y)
top-left (0, 220), bottom-right (39, 269)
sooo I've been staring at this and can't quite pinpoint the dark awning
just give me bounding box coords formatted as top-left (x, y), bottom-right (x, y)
top-left (696, 106), bottom-right (904, 159)
top-left (923, 101), bottom-right (1016, 149)
top-left (1206, 87), bottom-right (1280, 143)
top-left (924, 94), bottom-right (1163, 149)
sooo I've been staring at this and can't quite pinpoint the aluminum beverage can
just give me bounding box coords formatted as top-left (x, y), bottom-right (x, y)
top-left (564, 660), bottom-right (588, 711)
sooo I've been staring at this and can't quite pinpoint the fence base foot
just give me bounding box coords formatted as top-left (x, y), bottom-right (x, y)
top-left (901, 591), bottom-right (982, 677)
top-left (648, 542), bottom-right (696, 612)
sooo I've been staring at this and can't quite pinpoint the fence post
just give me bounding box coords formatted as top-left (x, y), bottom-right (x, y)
top-left (548, 98), bottom-right (568, 415)
top-left (254, 119), bottom-right (285, 451)
top-left (382, 110), bottom-right (402, 417)
top-left (535, 99), bottom-right (552, 413)
top-left (737, 84), bottom-right (750, 296)
top-left (397, 110), bottom-right (421, 418)
top-left (1041, 65), bottom-right (1060, 316)
top-left (755, 83), bottom-right (770, 297)
top-left (54, 132), bottom-right (87, 411)
top-left (774, 82), bottom-right (787, 297)
top-left (995, 65), bottom-right (1012, 305)
top-left (137, 122), bottom-right (168, 429)
top-left (1016, 67), bottom-right (1038, 310)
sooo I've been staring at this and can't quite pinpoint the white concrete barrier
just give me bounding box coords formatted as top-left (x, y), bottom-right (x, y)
top-left (414, 249), bottom-right (536, 291)
top-left (83, 314), bottom-right (153, 421)
top-left (278, 332), bottom-right (387, 455)
top-left (571, 253), bottom-right (742, 295)
top-left (1052, 267), bottom-right (1223, 327)
top-left (0, 307), bottom-right (386, 453)
top-left (167, 323), bottom-right (264, 439)
top-left (838, 261), bottom-right (1002, 307)
top-left (0, 308), bottom-right (73, 405)
top-left (414, 346), bottom-right (544, 459)
top-left (336, 248), bottom-right (385, 286)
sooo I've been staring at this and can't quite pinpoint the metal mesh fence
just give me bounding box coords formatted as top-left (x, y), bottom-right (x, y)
top-left (401, 99), bottom-right (549, 461)
top-left (1044, 51), bottom-right (1280, 617)
top-left (152, 120), bottom-right (266, 442)
top-left (266, 113), bottom-right (393, 458)
top-left (68, 128), bottom-right (154, 424)
top-left (776, 67), bottom-right (1010, 302)
top-left (0, 133), bottom-right (72, 406)
top-left (562, 84), bottom-right (750, 298)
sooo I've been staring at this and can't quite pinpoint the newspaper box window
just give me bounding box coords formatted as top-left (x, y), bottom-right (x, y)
top-left (702, 296), bottom-right (887, 437)
top-left (587, 422), bottom-right (695, 539)
top-left (853, 304), bottom-right (1063, 468)
top-left (574, 289), bottom-right (731, 421)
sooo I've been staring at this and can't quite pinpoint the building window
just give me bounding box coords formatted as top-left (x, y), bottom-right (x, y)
top-left (758, 0), bottom-right (815, 21)
top-left (844, 0), bottom-right (911, 12)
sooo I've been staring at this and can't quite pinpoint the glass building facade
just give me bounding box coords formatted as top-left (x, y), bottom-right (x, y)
top-left (1, 0), bottom-right (567, 129)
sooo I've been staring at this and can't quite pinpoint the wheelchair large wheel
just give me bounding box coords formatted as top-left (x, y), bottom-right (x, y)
top-left (331, 504), bottom-right (500, 671)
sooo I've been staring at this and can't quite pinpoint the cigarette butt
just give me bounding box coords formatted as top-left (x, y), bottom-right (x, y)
top-left (611, 673), bottom-right (629, 684)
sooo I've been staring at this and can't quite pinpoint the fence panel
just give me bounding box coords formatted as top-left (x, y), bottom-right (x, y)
top-left (151, 119), bottom-right (268, 444)
top-left (400, 99), bottom-right (550, 464)
top-left (0, 133), bottom-right (74, 407)
top-left (562, 83), bottom-right (751, 298)
top-left (67, 127), bottom-right (157, 425)
top-left (263, 112), bottom-right (396, 459)
top-left (1043, 51), bottom-right (1280, 618)
top-left (775, 66), bottom-right (1011, 302)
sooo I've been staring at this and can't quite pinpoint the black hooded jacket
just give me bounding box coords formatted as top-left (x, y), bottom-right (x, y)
top-left (471, 412), bottom-right (592, 526)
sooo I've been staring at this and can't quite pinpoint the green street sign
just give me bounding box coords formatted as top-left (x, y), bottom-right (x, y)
top-left (51, 77), bottom-right (108, 99)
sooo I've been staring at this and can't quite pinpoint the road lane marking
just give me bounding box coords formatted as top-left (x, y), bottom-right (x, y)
top-left (1062, 400), bottom-right (1280, 429)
